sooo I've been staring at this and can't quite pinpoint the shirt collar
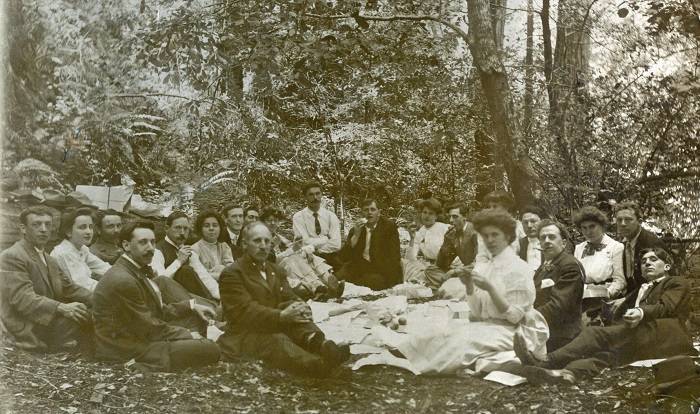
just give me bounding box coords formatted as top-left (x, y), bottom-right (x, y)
top-left (123, 254), bottom-right (142, 269)
top-left (623, 227), bottom-right (642, 245)
top-left (528, 237), bottom-right (539, 244)
top-left (165, 236), bottom-right (180, 249)
top-left (643, 275), bottom-right (666, 287)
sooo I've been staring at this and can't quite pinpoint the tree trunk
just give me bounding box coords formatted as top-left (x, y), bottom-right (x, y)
top-left (466, 0), bottom-right (536, 209)
top-left (548, 0), bottom-right (593, 210)
top-left (489, 0), bottom-right (508, 49)
top-left (523, 0), bottom-right (534, 135)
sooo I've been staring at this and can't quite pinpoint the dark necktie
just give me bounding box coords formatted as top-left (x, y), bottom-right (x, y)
top-left (582, 242), bottom-right (606, 258)
top-left (313, 212), bottom-right (322, 236)
top-left (142, 266), bottom-right (156, 279)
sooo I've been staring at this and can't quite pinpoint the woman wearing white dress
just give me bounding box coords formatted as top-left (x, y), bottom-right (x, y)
top-left (51, 207), bottom-right (111, 291)
top-left (191, 210), bottom-right (234, 281)
top-left (572, 206), bottom-right (625, 299)
top-left (396, 209), bottom-right (548, 375)
top-left (405, 198), bottom-right (450, 263)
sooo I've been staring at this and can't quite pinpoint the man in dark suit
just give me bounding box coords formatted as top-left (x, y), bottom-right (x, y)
top-left (516, 247), bottom-right (695, 384)
top-left (534, 220), bottom-right (585, 351)
top-left (423, 202), bottom-right (478, 289)
top-left (518, 206), bottom-right (544, 273)
top-left (221, 204), bottom-right (244, 259)
top-left (92, 221), bottom-right (220, 372)
top-left (217, 222), bottom-right (350, 377)
top-left (337, 199), bottom-right (402, 291)
top-left (615, 201), bottom-right (666, 293)
top-left (0, 206), bottom-right (92, 351)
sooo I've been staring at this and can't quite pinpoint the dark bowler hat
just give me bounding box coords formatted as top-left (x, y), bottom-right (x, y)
top-left (649, 355), bottom-right (700, 393)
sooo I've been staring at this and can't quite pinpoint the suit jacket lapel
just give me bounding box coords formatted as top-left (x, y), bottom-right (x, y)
top-left (20, 239), bottom-right (54, 294)
top-left (241, 255), bottom-right (272, 293)
top-left (119, 257), bottom-right (163, 310)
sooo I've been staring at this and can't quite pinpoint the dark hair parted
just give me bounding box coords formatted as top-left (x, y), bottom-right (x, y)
top-left (260, 207), bottom-right (285, 222)
top-left (222, 204), bottom-right (243, 217)
top-left (572, 206), bottom-right (609, 229)
top-left (484, 190), bottom-right (515, 211)
top-left (19, 206), bottom-right (54, 226)
top-left (59, 207), bottom-right (95, 239)
top-left (165, 211), bottom-right (189, 226)
top-left (640, 247), bottom-right (673, 268)
top-left (119, 221), bottom-right (155, 244)
top-left (445, 202), bottom-right (469, 216)
top-left (244, 204), bottom-right (259, 217)
top-left (194, 210), bottom-right (226, 242)
top-left (420, 198), bottom-right (442, 214)
top-left (521, 205), bottom-right (545, 220)
top-left (302, 181), bottom-right (323, 195)
top-left (614, 200), bottom-right (642, 220)
top-left (472, 209), bottom-right (517, 244)
top-left (95, 209), bottom-right (122, 228)
top-left (360, 198), bottom-right (379, 209)
top-left (536, 219), bottom-right (571, 242)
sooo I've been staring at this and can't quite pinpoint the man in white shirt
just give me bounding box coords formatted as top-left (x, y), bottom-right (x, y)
top-left (153, 212), bottom-right (220, 301)
top-left (519, 206), bottom-right (544, 273)
top-left (292, 182), bottom-right (342, 270)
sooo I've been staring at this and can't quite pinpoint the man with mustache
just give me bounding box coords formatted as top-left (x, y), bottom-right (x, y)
top-left (153, 212), bottom-right (219, 301)
top-left (533, 220), bottom-right (585, 351)
top-left (218, 222), bottom-right (350, 377)
top-left (516, 248), bottom-right (695, 384)
top-left (89, 209), bottom-right (124, 265)
top-left (0, 206), bottom-right (93, 350)
top-left (92, 221), bottom-right (220, 372)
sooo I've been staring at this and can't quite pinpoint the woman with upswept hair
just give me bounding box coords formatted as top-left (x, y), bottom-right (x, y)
top-left (395, 209), bottom-right (548, 375)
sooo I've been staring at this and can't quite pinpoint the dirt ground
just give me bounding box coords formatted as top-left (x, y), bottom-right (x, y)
top-left (1, 321), bottom-right (699, 413)
top-left (2, 272), bottom-right (699, 414)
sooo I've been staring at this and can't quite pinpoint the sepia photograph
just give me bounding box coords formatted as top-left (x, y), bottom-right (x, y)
top-left (0, 0), bottom-right (699, 412)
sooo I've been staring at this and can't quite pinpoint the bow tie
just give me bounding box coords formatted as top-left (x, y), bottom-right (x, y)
top-left (142, 266), bottom-right (156, 279)
top-left (582, 242), bottom-right (606, 258)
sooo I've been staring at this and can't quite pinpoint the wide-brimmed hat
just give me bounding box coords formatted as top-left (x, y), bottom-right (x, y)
top-left (649, 356), bottom-right (700, 393)
top-left (66, 191), bottom-right (97, 209)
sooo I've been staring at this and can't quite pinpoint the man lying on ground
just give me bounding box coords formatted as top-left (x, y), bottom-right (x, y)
top-left (515, 247), bottom-right (696, 384)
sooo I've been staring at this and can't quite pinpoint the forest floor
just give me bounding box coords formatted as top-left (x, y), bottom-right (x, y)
top-left (1, 267), bottom-right (699, 414)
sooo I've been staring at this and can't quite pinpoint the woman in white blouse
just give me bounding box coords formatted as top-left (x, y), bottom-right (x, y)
top-left (191, 210), bottom-right (234, 281)
top-left (405, 198), bottom-right (450, 263)
top-left (395, 209), bottom-right (548, 375)
top-left (51, 207), bottom-right (111, 291)
top-left (572, 206), bottom-right (625, 299)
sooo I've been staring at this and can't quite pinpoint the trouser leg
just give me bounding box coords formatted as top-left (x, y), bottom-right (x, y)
top-left (549, 325), bottom-right (631, 368)
top-left (134, 338), bottom-right (220, 372)
top-left (172, 265), bottom-right (212, 300)
top-left (423, 265), bottom-right (450, 289)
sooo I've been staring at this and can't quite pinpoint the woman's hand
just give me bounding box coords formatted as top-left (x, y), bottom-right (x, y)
top-left (471, 272), bottom-right (493, 292)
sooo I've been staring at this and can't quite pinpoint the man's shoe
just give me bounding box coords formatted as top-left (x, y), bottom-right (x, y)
top-left (319, 340), bottom-right (351, 366)
top-left (520, 366), bottom-right (576, 386)
top-left (513, 333), bottom-right (552, 368)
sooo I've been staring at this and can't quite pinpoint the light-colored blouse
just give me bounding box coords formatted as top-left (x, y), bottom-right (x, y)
top-left (467, 247), bottom-right (536, 324)
top-left (191, 239), bottom-right (234, 281)
top-left (574, 234), bottom-right (625, 298)
top-left (406, 222), bottom-right (450, 261)
top-left (51, 239), bottom-right (111, 291)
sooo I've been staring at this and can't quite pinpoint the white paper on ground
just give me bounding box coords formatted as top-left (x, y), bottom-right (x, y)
top-left (350, 344), bottom-right (385, 355)
top-left (308, 301), bottom-right (350, 322)
top-left (372, 295), bottom-right (408, 313)
top-left (317, 325), bottom-right (369, 345)
top-left (342, 283), bottom-right (374, 297)
top-left (206, 325), bottom-right (224, 342)
top-left (483, 371), bottom-right (527, 386)
top-left (352, 350), bottom-right (423, 375)
top-left (627, 358), bottom-right (666, 367)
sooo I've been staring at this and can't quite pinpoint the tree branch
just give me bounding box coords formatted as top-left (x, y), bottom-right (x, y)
top-left (637, 170), bottom-right (700, 185)
top-left (303, 13), bottom-right (469, 42)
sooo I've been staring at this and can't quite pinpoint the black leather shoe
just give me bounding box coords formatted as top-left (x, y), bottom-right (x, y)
top-left (319, 340), bottom-right (350, 365)
top-left (514, 333), bottom-right (552, 368)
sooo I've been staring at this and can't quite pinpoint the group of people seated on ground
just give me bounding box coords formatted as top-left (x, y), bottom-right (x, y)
top-left (0, 182), bottom-right (695, 383)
